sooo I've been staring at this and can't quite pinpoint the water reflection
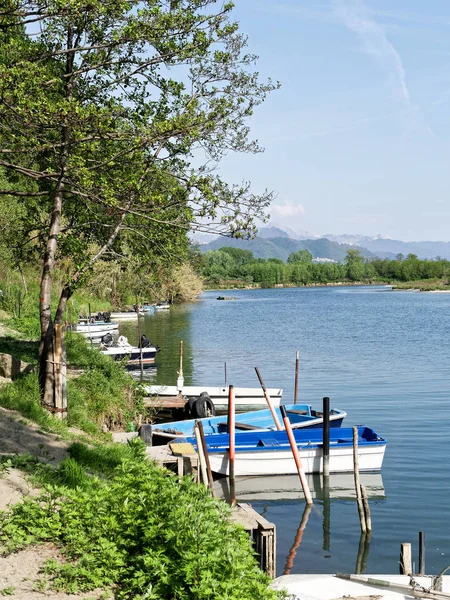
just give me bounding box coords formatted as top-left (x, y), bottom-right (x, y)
top-left (118, 307), bottom-right (195, 385)
top-left (213, 472), bottom-right (385, 504)
top-left (355, 532), bottom-right (371, 574)
top-left (284, 504), bottom-right (312, 575)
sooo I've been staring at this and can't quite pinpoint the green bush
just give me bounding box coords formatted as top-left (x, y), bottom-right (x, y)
top-left (0, 446), bottom-right (278, 600)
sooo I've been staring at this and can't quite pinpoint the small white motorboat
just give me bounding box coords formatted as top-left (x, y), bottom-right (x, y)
top-left (109, 311), bottom-right (143, 320)
top-left (74, 321), bottom-right (119, 334)
top-left (154, 302), bottom-right (171, 311)
top-left (100, 335), bottom-right (160, 367)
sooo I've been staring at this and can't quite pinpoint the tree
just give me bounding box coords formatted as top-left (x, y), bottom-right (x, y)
top-left (0, 0), bottom-right (278, 412)
top-left (287, 249), bottom-right (313, 264)
top-left (345, 249), bottom-right (365, 281)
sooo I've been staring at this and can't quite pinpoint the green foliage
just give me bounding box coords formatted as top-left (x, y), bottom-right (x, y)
top-left (0, 372), bottom-right (66, 435)
top-left (0, 587), bottom-right (15, 596)
top-left (287, 249), bottom-right (312, 264)
top-left (0, 447), bottom-right (278, 600)
top-left (66, 332), bottom-right (142, 432)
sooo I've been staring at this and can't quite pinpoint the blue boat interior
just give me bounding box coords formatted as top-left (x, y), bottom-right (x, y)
top-left (179, 426), bottom-right (386, 453)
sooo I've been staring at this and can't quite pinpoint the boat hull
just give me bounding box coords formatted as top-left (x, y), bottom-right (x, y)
top-left (178, 426), bottom-right (387, 476)
top-left (145, 385), bottom-right (283, 413)
top-left (100, 346), bottom-right (159, 364)
top-left (75, 322), bottom-right (119, 334)
top-left (109, 312), bottom-right (142, 320)
top-left (206, 444), bottom-right (386, 476)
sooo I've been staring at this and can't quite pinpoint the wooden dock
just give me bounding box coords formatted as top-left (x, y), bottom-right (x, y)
top-left (230, 503), bottom-right (276, 577)
top-left (143, 396), bottom-right (186, 409)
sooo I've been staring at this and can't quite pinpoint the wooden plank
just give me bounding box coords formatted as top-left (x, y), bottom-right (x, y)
top-left (143, 396), bottom-right (186, 409)
top-left (169, 442), bottom-right (197, 456)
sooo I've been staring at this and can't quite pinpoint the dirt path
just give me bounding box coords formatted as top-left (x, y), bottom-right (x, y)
top-left (0, 409), bottom-right (106, 599)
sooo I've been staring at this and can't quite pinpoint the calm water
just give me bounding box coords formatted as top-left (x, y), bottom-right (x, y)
top-left (119, 286), bottom-right (450, 576)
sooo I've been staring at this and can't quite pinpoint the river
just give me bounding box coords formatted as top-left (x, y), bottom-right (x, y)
top-left (119, 285), bottom-right (450, 576)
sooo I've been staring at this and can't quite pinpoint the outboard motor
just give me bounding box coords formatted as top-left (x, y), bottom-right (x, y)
top-left (141, 334), bottom-right (151, 348)
top-left (100, 332), bottom-right (113, 346)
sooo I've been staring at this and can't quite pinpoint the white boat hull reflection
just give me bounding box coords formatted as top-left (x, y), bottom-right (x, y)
top-left (213, 472), bottom-right (385, 503)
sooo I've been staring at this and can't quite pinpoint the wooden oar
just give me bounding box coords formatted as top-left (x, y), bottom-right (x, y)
top-left (254, 367), bottom-right (282, 430)
top-left (280, 406), bottom-right (312, 505)
top-left (335, 574), bottom-right (450, 600)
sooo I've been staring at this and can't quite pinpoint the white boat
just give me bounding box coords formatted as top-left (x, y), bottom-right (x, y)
top-left (100, 335), bottom-right (160, 367)
top-left (144, 384), bottom-right (283, 413)
top-left (109, 311), bottom-right (143, 320)
top-left (176, 426), bottom-right (387, 476)
top-left (154, 302), bottom-right (171, 311)
top-left (74, 322), bottom-right (119, 334)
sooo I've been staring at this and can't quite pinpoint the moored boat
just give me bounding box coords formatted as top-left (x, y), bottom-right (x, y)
top-left (109, 311), bottom-right (143, 320)
top-left (154, 302), bottom-right (171, 311)
top-left (174, 426), bottom-right (387, 476)
top-left (100, 335), bottom-right (160, 367)
top-left (144, 384), bottom-right (284, 413)
top-left (75, 321), bottom-right (119, 334)
top-left (151, 403), bottom-right (346, 445)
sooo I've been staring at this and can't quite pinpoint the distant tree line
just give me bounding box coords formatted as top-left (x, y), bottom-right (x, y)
top-left (199, 247), bottom-right (450, 287)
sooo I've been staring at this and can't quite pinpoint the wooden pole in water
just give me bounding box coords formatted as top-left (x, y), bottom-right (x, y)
top-left (360, 484), bottom-right (372, 533)
top-left (227, 385), bottom-right (236, 500)
top-left (254, 367), bottom-right (282, 430)
top-left (419, 531), bottom-right (425, 576)
top-left (322, 397), bottom-right (330, 477)
top-left (194, 424), bottom-right (208, 488)
top-left (353, 426), bottom-right (367, 534)
top-left (177, 340), bottom-right (184, 393)
top-left (294, 350), bottom-right (299, 404)
top-left (400, 542), bottom-right (412, 574)
top-left (280, 406), bottom-right (313, 505)
top-left (197, 420), bottom-right (215, 497)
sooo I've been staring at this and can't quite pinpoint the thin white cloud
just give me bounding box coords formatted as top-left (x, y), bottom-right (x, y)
top-left (271, 200), bottom-right (306, 218)
top-left (332, 0), bottom-right (410, 103)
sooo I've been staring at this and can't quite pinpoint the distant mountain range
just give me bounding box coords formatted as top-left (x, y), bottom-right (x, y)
top-left (197, 225), bottom-right (450, 262)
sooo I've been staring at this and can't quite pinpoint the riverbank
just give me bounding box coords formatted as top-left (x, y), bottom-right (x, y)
top-left (205, 279), bottom-right (450, 292)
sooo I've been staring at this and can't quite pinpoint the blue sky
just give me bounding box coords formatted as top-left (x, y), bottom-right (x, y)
top-left (217, 0), bottom-right (450, 241)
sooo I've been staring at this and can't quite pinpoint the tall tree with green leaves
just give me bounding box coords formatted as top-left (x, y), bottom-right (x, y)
top-left (0, 0), bottom-right (278, 411)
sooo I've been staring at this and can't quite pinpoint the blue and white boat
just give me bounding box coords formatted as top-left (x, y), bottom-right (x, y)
top-left (152, 403), bottom-right (346, 445)
top-left (173, 426), bottom-right (387, 476)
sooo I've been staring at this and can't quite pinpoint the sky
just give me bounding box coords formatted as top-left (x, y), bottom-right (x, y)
top-left (215, 0), bottom-right (450, 242)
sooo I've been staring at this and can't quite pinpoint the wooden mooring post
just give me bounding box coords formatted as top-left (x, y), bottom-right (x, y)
top-left (400, 542), bottom-right (413, 574)
top-left (294, 350), bottom-right (299, 404)
top-left (322, 397), bottom-right (330, 477)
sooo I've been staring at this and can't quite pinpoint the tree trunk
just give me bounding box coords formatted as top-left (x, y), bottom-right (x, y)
top-left (39, 24), bottom-right (74, 415)
top-left (39, 189), bottom-right (64, 410)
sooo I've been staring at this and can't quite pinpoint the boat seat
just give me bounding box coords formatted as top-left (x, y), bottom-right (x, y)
top-left (286, 409), bottom-right (308, 415)
top-left (257, 438), bottom-right (280, 447)
top-left (217, 422), bottom-right (262, 431)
